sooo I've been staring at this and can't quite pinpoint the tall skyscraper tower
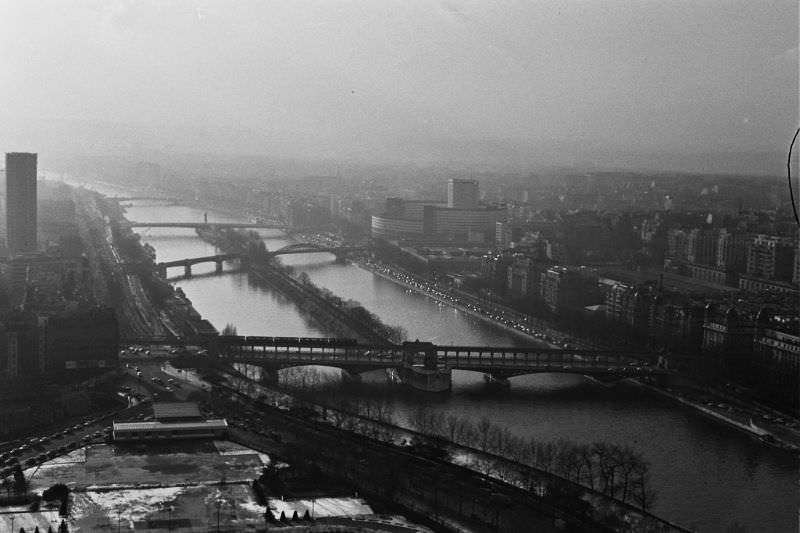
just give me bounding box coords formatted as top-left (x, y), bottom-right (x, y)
top-left (447, 178), bottom-right (479, 209)
top-left (5, 152), bottom-right (38, 254)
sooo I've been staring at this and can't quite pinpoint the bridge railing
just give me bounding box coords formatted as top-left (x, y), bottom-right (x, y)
top-left (435, 346), bottom-right (661, 370)
top-left (216, 338), bottom-right (663, 373)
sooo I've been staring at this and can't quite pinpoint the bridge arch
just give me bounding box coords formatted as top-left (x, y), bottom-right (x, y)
top-left (252, 362), bottom-right (390, 385)
top-left (271, 243), bottom-right (339, 255)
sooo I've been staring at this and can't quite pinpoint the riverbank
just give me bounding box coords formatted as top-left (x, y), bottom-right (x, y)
top-left (634, 379), bottom-right (800, 453)
top-left (354, 255), bottom-right (800, 454)
top-left (359, 260), bottom-right (559, 348)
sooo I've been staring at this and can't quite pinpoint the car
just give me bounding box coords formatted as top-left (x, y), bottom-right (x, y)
top-left (25, 458), bottom-right (37, 467)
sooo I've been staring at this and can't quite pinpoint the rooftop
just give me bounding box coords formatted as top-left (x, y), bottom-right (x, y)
top-left (152, 402), bottom-right (203, 421)
top-left (113, 419), bottom-right (228, 432)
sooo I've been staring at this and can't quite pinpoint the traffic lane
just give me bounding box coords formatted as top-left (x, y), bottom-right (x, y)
top-left (0, 403), bottom-right (153, 475)
top-left (120, 363), bottom-right (182, 402)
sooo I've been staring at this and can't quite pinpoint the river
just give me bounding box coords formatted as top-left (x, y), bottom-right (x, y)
top-left (59, 176), bottom-right (799, 533)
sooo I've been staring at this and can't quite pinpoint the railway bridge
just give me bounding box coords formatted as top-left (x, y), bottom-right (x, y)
top-left (215, 336), bottom-right (669, 390)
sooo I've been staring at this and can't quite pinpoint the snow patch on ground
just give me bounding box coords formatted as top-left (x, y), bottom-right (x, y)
top-left (266, 497), bottom-right (373, 519)
top-left (49, 447), bottom-right (87, 464)
top-left (69, 486), bottom-right (188, 531)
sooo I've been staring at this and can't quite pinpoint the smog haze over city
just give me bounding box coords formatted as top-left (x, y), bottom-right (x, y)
top-left (1, 2), bottom-right (799, 533)
top-left (1, 0), bottom-right (798, 174)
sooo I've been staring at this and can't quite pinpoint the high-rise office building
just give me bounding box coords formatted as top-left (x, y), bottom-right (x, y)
top-left (5, 152), bottom-right (38, 254)
top-left (447, 178), bottom-right (479, 209)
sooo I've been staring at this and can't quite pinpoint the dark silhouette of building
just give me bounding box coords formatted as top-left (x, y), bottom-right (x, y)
top-left (5, 152), bottom-right (38, 255)
top-left (447, 178), bottom-right (479, 209)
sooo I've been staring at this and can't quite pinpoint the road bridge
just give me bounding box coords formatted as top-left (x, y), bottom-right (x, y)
top-left (128, 221), bottom-right (286, 230)
top-left (215, 337), bottom-right (669, 389)
top-left (157, 244), bottom-right (367, 277)
top-left (265, 242), bottom-right (366, 260)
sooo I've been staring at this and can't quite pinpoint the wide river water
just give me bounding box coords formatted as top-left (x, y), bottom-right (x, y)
top-left (64, 177), bottom-right (798, 533)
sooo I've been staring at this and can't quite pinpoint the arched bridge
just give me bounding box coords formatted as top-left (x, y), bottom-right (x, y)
top-left (266, 243), bottom-right (366, 258)
top-left (215, 337), bottom-right (669, 389)
top-left (158, 244), bottom-right (367, 277)
top-left (157, 253), bottom-right (245, 278)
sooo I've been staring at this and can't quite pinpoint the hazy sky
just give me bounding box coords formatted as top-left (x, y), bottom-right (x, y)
top-left (1, 0), bottom-right (797, 167)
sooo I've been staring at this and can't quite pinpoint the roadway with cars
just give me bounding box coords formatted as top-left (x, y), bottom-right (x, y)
top-left (0, 406), bottom-right (149, 483)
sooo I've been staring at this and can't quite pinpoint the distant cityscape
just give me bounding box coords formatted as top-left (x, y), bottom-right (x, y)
top-left (0, 151), bottom-right (798, 532)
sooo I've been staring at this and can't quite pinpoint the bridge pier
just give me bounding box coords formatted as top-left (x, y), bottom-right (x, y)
top-left (184, 264), bottom-right (192, 278)
top-left (483, 374), bottom-right (511, 389)
top-left (215, 260), bottom-right (223, 274)
top-left (259, 366), bottom-right (280, 385)
top-left (157, 266), bottom-right (167, 278)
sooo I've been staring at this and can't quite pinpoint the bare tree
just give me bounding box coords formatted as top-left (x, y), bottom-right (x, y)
top-left (476, 417), bottom-right (493, 452)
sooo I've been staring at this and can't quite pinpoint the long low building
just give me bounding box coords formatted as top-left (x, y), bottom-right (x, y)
top-left (372, 200), bottom-right (506, 242)
top-left (112, 419), bottom-right (228, 441)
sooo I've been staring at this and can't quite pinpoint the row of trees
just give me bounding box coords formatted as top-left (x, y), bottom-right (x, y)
top-left (409, 406), bottom-right (655, 511)
top-left (297, 272), bottom-right (407, 344)
top-left (274, 367), bottom-right (655, 511)
top-left (207, 228), bottom-right (407, 344)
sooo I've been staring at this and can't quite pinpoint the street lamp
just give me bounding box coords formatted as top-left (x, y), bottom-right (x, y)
top-left (216, 500), bottom-right (222, 532)
top-left (167, 505), bottom-right (174, 532)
